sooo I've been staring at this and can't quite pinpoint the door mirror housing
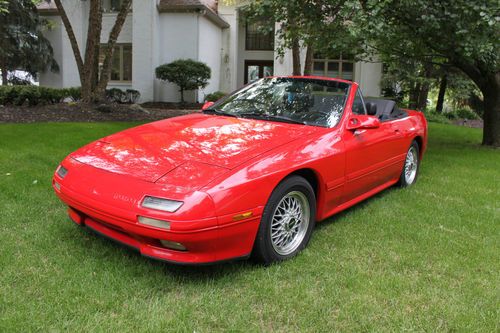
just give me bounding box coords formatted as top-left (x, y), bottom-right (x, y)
top-left (201, 101), bottom-right (214, 111)
top-left (346, 115), bottom-right (380, 130)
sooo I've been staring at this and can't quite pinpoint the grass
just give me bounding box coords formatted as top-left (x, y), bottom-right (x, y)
top-left (0, 122), bottom-right (498, 332)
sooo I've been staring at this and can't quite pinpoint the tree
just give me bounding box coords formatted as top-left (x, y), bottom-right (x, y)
top-left (52, 0), bottom-right (131, 102)
top-left (359, 0), bottom-right (500, 146)
top-left (155, 59), bottom-right (211, 103)
top-left (0, 0), bottom-right (58, 85)
top-left (244, 0), bottom-right (360, 76)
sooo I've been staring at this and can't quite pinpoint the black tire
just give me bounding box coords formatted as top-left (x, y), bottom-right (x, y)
top-left (398, 140), bottom-right (420, 187)
top-left (252, 175), bottom-right (316, 264)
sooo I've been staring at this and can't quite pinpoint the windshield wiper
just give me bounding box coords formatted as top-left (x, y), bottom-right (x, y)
top-left (203, 108), bottom-right (237, 118)
top-left (238, 113), bottom-right (307, 125)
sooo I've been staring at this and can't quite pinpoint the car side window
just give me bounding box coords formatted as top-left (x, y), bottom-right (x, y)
top-left (352, 89), bottom-right (367, 115)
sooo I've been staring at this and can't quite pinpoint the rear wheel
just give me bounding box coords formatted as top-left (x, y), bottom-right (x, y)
top-left (252, 176), bottom-right (316, 264)
top-left (398, 141), bottom-right (420, 187)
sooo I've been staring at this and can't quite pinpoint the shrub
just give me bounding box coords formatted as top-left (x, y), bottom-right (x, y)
top-left (155, 59), bottom-right (211, 103)
top-left (205, 91), bottom-right (226, 102)
top-left (65, 87), bottom-right (81, 102)
top-left (125, 89), bottom-right (141, 104)
top-left (456, 107), bottom-right (481, 120)
top-left (424, 111), bottom-right (451, 124)
top-left (0, 86), bottom-right (16, 105)
top-left (443, 107), bottom-right (481, 120)
top-left (0, 86), bottom-right (80, 106)
top-left (0, 86), bottom-right (139, 106)
top-left (106, 88), bottom-right (126, 103)
top-left (14, 86), bottom-right (41, 106)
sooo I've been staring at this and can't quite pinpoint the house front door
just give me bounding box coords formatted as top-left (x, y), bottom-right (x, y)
top-left (244, 61), bottom-right (274, 84)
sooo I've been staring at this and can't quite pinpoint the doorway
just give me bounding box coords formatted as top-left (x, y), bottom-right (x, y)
top-left (244, 60), bottom-right (274, 84)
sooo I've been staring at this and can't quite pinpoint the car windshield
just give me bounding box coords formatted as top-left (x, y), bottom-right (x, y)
top-left (206, 77), bottom-right (351, 127)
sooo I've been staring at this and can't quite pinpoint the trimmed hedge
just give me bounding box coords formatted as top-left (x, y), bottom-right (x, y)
top-left (205, 91), bottom-right (226, 102)
top-left (0, 86), bottom-right (81, 106)
top-left (0, 86), bottom-right (141, 106)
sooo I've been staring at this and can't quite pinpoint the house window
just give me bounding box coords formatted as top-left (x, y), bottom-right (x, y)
top-left (99, 44), bottom-right (132, 82)
top-left (102, 0), bottom-right (124, 13)
top-left (313, 53), bottom-right (355, 81)
top-left (245, 21), bottom-right (274, 51)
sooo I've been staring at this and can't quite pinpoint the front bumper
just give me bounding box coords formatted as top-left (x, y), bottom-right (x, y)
top-left (53, 179), bottom-right (261, 265)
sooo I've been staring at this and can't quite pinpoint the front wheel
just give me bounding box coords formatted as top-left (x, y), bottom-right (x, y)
top-left (398, 141), bottom-right (420, 187)
top-left (252, 176), bottom-right (316, 264)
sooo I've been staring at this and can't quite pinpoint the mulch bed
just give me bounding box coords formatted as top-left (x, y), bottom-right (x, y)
top-left (0, 103), bottom-right (200, 123)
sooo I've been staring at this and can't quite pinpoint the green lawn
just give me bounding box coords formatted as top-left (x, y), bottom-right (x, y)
top-left (0, 122), bottom-right (498, 332)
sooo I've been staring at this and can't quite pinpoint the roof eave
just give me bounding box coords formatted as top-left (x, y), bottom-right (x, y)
top-left (157, 5), bottom-right (230, 29)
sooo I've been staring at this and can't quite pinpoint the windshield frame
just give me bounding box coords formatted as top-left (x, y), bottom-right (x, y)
top-left (206, 77), bottom-right (352, 128)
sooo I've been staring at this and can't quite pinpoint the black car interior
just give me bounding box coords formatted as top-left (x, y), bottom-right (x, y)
top-left (364, 98), bottom-right (408, 121)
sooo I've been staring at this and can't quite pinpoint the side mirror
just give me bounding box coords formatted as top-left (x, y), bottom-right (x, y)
top-left (346, 115), bottom-right (380, 130)
top-left (201, 101), bottom-right (214, 111)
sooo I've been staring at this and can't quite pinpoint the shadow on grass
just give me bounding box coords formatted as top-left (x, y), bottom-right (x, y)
top-left (314, 183), bottom-right (398, 232)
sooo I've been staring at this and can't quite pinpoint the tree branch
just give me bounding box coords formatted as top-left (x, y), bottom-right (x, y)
top-left (53, 0), bottom-right (84, 83)
top-left (96, 0), bottom-right (132, 96)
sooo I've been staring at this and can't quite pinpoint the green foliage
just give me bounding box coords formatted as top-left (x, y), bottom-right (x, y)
top-left (106, 88), bottom-right (126, 103)
top-left (0, 0), bottom-right (58, 78)
top-left (423, 110), bottom-right (451, 124)
top-left (105, 88), bottom-right (141, 104)
top-left (204, 91), bottom-right (226, 102)
top-left (359, 0), bottom-right (499, 145)
top-left (155, 59), bottom-right (211, 102)
top-left (0, 86), bottom-right (82, 106)
top-left (126, 89), bottom-right (141, 104)
top-left (244, 0), bottom-right (362, 60)
top-left (65, 87), bottom-right (82, 102)
top-left (0, 86), bottom-right (140, 106)
top-left (445, 108), bottom-right (481, 120)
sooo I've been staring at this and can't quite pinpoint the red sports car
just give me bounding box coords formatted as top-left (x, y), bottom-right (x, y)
top-left (53, 76), bottom-right (427, 265)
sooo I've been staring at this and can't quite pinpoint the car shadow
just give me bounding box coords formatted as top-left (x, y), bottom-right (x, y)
top-left (314, 184), bottom-right (398, 231)
top-left (67, 183), bottom-right (401, 282)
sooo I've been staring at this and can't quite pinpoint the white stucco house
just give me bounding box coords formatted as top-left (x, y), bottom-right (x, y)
top-left (38, 0), bottom-right (383, 102)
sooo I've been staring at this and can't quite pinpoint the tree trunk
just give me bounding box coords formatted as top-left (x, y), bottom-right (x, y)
top-left (95, 0), bottom-right (132, 100)
top-left (435, 74), bottom-right (447, 113)
top-left (481, 73), bottom-right (500, 147)
top-left (1, 61), bottom-right (7, 85)
top-left (417, 82), bottom-right (430, 111)
top-left (180, 88), bottom-right (185, 104)
top-left (81, 0), bottom-right (103, 103)
top-left (453, 58), bottom-right (500, 147)
top-left (303, 44), bottom-right (314, 76)
top-left (92, 46), bottom-right (100, 91)
top-left (408, 82), bottom-right (420, 109)
top-left (291, 37), bottom-right (301, 76)
top-left (53, 0), bottom-right (84, 84)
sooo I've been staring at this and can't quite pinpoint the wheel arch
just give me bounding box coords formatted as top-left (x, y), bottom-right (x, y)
top-left (280, 167), bottom-right (325, 220)
top-left (413, 136), bottom-right (424, 159)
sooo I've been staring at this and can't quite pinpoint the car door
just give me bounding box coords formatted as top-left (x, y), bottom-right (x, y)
top-left (341, 89), bottom-right (401, 203)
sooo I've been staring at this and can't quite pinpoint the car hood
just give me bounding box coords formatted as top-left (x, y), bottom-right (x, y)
top-left (70, 113), bottom-right (317, 183)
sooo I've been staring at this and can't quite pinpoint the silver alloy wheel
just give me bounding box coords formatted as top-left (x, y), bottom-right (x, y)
top-left (404, 146), bottom-right (418, 184)
top-left (270, 191), bottom-right (310, 256)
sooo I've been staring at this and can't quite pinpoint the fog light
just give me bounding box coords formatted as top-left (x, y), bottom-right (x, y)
top-left (138, 216), bottom-right (170, 230)
top-left (57, 165), bottom-right (68, 178)
top-left (54, 182), bottom-right (61, 191)
top-left (160, 240), bottom-right (186, 251)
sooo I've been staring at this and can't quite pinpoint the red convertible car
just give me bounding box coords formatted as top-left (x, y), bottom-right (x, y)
top-left (53, 76), bottom-right (427, 265)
